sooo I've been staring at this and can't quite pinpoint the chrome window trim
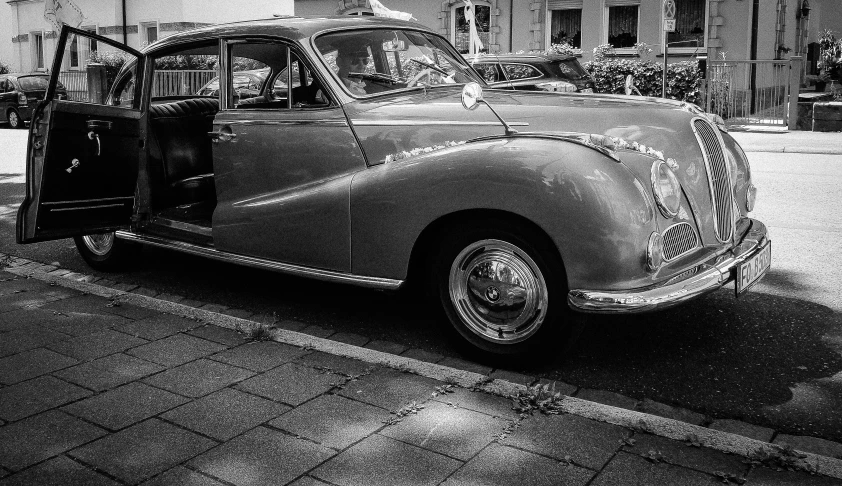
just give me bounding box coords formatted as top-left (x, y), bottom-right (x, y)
top-left (661, 222), bottom-right (699, 262)
top-left (691, 117), bottom-right (735, 243)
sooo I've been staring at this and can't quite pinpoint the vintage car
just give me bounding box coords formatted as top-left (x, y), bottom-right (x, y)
top-left (17, 17), bottom-right (770, 359)
top-left (465, 53), bottom-right (596, 93)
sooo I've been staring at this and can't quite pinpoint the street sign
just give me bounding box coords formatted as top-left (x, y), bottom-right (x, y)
top-left (664, 19), bottom-right (676, 32)
top-left (664, 0), bottom-right (676, 20)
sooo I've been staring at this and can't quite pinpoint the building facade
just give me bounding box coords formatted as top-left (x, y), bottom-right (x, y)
top-left (1, 0), bottom-right (294, 72)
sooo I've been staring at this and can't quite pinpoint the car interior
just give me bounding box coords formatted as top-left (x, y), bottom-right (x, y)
top-left (108, 41), bottom-right (331, 244)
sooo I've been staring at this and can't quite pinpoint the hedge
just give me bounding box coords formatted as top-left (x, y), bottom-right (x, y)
top-left (583, 58), bottom-right (704, 105)
top-left (0, 60), bottom-right (10, 75)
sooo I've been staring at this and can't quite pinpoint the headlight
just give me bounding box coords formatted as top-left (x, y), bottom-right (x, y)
top-left (647, 232), bottom-right (664, 271)
top-left (535, 80), bottom-right (577, 92)
top-left (18, 92), bottom-right (27, 105)
top-left (651, 160), bottom-right (681, 218)
top-left (745, 183), bottom-right (757, 212)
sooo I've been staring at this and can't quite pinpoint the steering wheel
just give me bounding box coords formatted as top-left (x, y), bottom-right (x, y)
top-left (406, 68), bottom-right (434, 88)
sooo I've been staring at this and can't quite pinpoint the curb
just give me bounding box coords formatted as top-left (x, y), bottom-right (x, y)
top-left (4, 258), bottom-right (842, 480)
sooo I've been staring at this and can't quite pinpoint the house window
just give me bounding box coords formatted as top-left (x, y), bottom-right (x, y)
top-left (667, 0), bottom-right (706, 49)
top-left (84, 26), bottom-right (98, 60)
top-left (69, 35), bottom-right (80, 68)
top-left (548, 1), bottom-right (583, 48)
top-left (605, 2), bottom-right (639, 49)
top-left (452, 1), bottom-right (490, 54)
top-left (141, 22), bottom-right (158, 46)
top-left (31, 32), bottom-right (45, 70)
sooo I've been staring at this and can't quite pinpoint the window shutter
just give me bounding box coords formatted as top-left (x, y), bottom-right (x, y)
top-left (548, 0), bottom-right (583, 9)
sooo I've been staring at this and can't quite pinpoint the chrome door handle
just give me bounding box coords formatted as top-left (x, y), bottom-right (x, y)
top-left (208, 131), bottom-right (237, 143)
top-left (88, 131), bottom-right (100, 156)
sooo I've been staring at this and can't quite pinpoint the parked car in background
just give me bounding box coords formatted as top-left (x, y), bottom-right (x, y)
top-left (18, 19), bottom-right (769, 360)
top-left (466, 53), bottom-right (595, 93)
top-left (196, 68), bottom-right (268, 99)
top-left (0, 73), bottom-right (67, 128)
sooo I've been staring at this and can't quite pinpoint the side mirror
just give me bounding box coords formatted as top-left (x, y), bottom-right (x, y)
top-left (461, 82), bottom-right (483, 110)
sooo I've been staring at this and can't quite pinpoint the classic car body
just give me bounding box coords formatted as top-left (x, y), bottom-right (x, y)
top-left (17, 17), bottom-right (770, 358)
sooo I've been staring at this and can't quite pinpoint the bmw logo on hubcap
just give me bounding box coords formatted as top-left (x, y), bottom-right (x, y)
top-left (485, 286), bottom-right (500, 302)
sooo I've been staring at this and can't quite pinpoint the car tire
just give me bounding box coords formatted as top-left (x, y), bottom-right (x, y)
top-left (7, 109), bottom-right (22, 129)
top-left (427, 219), bottom-right (570, 360)
top-left (73, 232), bottom-right (141, 271)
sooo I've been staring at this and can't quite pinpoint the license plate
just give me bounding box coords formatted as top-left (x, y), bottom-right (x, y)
top-left (736, 242), bottom-right (771, 296)
top-left (580, 88), bottom-right (594, 93)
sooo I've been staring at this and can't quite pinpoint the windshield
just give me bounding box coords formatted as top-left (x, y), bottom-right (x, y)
top-left (314, 28), bottom-right (482, 97)
top-left (18, 76), bottom-right (50, 90)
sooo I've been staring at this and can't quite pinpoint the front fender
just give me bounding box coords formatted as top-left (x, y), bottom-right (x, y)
top-left (350, 136), bottom-right (660, 291)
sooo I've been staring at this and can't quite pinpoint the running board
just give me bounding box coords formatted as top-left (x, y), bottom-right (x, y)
top-left (114, 230), bottom-right (404, 291)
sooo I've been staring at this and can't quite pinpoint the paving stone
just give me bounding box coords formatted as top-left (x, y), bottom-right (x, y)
top-left (32, 265), bottom-right (58, 273)
top-left (154, 293), bottom-right (185, 303)
top-left (503, 413), bottom-right (629, 470)
top-left (127, 334), bottom-right (227, 367)
top-left (274, 319), bottom-right (307, 331)
top-left (47, 329), bottom-right (148, 361)
top-left (589, 451), bottom-right (716, 486)
top-left (400, 348), bottom-right (445, 363)
top-left (115, 314), bottom-right (200, 340)
top-left (337, 367), bottom-right (442, 411)
top-left (250, 313), bottom-right (279, 325)
top-left (139, 466), bottom-right (227, 486)
top-left (0, 291), bottom-right (69, 311)
top-left (188, 324), bottom-right (245, 346)
top-left (294, 351), bottom-right (373, 377)
top-left (746, 465), bottom-right (842, 485)
top-left (623, 432), bottom-right (747, 477)
top-left (0, 454), bottom-right (119, 486)
top-left (199, 303), bottom-right (228, 313)
top-left (0, 375), bottom-right (92, 421)
top-left (381, 400), bottom-right (505, 461)
top-left (0, 410), bottom-right (106, 471)
top-left (102, 301), bottom-right (160, 320)
top-left (237, 362), bottom-right (338, 406)
top-left (190, 426), bottom-right (335, 486)
top-left (220, 308), bottom-right (253, 319)
top-left (313, 434), bottom-right (461, 486)
top-left (488, 369), bottom-right (536, 386)
top-left (636, 398), bottom-right (707, 425)
top-left (178, 298), bottom-right (206, 308)
top-left (709, 419), bottom-right (775, 442)
top-left (39, 310), bottom-right (130, 337)
top-left (534, 378), bottom-right (578, 397)
top-left (438, 357), bottom-right (492, 376)
top-left (144, 359), bottom-right (255, 398)
top-left (0, 327), bottom-right (71, 358)
top-left (300, 324), bottom-right (335, 338)
top-left (95, 279), bottom-right (116, 288)
top-left (45, 269), bottom-right (73, 277)
top-left (575, 389), bottom-right (639, 411)
top-left (62, 382), bottom-right (188, 430)
top-left (129, 286), bottom-right (160, 298)
top-left (774, 434), bottom-right (842, 459)
top-left (211, 341), bottom-right (310, 372)
top-left (68, 273), bottom-right (102, 283)
top-left (442, 443), bottom-right (594, 486)
top-left (162, 388), bottom-right (290, 441)
top-left (269, 394), bottom-right (387, 449)
top-left (288, 477), bottom-right (332, 486)
top-left (0, 276), bottom-right (61, 296)
top-left (364, 339), bottom-right (409, 355)
top-left (53, 353), bottom-right (165, 392)
top-left (40, 294), bottom-right (123, 317)
top-left (329, 332), bottom-right (370, 347)
top-left (0, 348), bottom-right (79, 385)
top-left (108, 282), bottom-right (138, 292)
top-left (69, 418), bottom-right (216, 484)
top-left (430, 387), bottom-right (520, 419)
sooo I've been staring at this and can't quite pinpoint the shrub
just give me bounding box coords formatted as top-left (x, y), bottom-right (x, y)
top-left (0, 59), bottom-right (9, 74)
top-left (583, 57), bottom-right (703, 104)
top-left (89, 50), bottom-right (128, 86)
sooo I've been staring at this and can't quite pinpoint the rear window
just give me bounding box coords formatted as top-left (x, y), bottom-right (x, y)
top-left (549, 59), bottom-right (590, 81)
top-left (18, 76), bottom-right (50, 90)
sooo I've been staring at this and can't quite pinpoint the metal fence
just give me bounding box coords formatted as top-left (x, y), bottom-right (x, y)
top-left (705, 60), bottom-right (792, 126)
top-left (57, 69), bottom-right (216, 101)
top-left (58, 71), bottom-right (88, 102)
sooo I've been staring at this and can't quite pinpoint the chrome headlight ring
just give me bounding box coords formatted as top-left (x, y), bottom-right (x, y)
top-left (651, 159), bottom-right (682, 218)
top-left (647, 231), bottom-right (664, 272)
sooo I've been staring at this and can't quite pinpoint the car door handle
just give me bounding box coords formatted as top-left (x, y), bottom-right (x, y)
top-left (87, 120), bottom-right (113, 131)
top-left (208, 131), bottom-right (237, 143)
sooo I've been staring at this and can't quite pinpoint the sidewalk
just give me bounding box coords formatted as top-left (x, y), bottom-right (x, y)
top-left (730, 130), bottom-right (842, 155)
top-left (2, 260), bottom-right (842, 485)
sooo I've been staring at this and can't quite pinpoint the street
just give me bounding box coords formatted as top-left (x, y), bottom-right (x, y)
top-left (1, 126), bottom-right (841, 443)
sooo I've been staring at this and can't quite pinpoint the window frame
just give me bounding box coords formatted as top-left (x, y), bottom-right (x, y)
top-left (139, 20), bottom-right (159, 47)
top-left (31, 31), bottom-right (46, 71)
top-left (603, 1), bottom-right (640, 53)
top-left (660, 0), bottom-right (709, 54)
top-left (546, 4), bottom-right (584, 49)
top-left (450, 0), bottom-right (492, 54)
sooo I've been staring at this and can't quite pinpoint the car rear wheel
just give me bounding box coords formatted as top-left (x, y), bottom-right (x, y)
top-left (7, 109), bottom-right (22, 129)
top-left (73, 232), bottom-right (141, 271)
top-left (428, 220), bottom-right (569, 359)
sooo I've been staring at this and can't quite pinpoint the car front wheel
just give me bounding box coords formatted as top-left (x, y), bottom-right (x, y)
top-left (73, 232), bottom-right (140, 271)
top-left (429, 221), bottom-right (569, 359)
top-left (7, 109), bottom-right (22, 129)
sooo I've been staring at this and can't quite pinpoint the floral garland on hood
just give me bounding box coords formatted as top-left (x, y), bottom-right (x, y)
top-left (384, 140), bottom-right (467, 163)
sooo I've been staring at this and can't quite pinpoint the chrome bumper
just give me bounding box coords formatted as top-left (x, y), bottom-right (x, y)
top-left (568, 219), bottom-right (769, 313)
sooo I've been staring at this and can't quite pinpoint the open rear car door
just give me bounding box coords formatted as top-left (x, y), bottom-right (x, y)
top-left (17, 26), bottom-right (144, 243)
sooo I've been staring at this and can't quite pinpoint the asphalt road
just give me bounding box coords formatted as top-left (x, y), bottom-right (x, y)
top-left (1, 126), bottom-right (841, 442)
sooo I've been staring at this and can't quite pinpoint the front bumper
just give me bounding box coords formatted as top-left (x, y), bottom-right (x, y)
top-left (568, 218), bottom-right (769, 313)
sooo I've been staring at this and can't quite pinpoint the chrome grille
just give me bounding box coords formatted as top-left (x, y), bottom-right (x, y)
top-left (662, 222), bottom-right (698, 261)
top-left (694, 119), bottom-right (734, 241)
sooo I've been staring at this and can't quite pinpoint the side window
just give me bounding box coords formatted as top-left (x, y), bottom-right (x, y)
top-left (229, 42), bottom-right (329, 110)
top-left (470, 62), bottom-right (500, 83)
top-left (109, 62), bottom-right (137, 107)
top-left (0, 79), bottom-right (7, 92)
top-left (60, 32), bottom-right (140, 106)
top-left (503, 63), bottom-right (542, 81)
top-left (152, 46), bottom-right (219, 100)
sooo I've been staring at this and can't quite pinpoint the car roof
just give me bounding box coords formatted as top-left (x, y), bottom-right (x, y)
top-left (465, 53), bottom-right (577, 63)
top-left (146, 15), bottom-right (435, 52)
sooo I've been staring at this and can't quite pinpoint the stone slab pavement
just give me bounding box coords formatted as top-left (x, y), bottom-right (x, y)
top-left (2, 261), bottom-right (842, 485)
top-left (730, 130), bottom-right (842, 155)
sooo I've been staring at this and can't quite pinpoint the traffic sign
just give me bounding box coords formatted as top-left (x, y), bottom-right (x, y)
top-left (664, 19), bottom-right (676, 32)
top-left (664, 0), bottom-right (676, 20)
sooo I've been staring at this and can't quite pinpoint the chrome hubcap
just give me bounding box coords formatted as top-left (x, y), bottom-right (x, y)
top-left (448, 239), bottom-right (548, 344)
top-left (82, 233), bottom-right (114, 256)
top-left (8, 112), bottom-right (19, 126)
